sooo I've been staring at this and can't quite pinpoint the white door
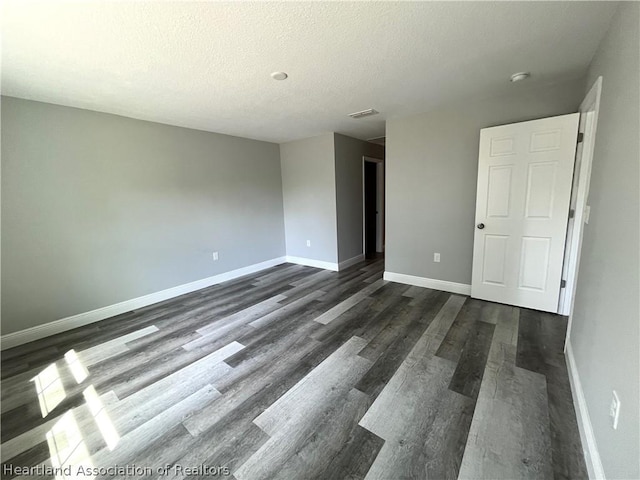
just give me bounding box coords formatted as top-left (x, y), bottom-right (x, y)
top-left (471, 113), bottom-right (580, 313)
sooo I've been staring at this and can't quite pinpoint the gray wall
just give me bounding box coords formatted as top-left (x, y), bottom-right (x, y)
top-left (279, 134), bottom-right (338, 263)
top-left (569, 3), bottom-right (640, 478)
top-left (1, 97), bottom-right (285, 335)
top-left (333, 133), bottom-right (384, 263)
top-left (385, 78), bottom-right (585, 284)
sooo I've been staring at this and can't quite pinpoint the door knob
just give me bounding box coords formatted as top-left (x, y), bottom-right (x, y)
top-left (477, 223), bottom-right (485, 229)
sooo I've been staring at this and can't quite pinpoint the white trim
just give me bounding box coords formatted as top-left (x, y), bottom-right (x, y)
top-left (338, 254), bottom-right (365, 271)
top-left (565, 341), bottom-right (606, 479)
top-left (362, 158), bottom-right (366, 257)
top-left (285, 255), bottom-right (339, 271)
top-left (383, 271), bottom-right (471, 296)
top-left (560, 77), bottom-right (602, 319)
top-left (0, 256), bottom-right (287, 351)
top-left (362, 156), bottom-right (384, 164)
top-left (362, 156), bottom-right (385, 257)
top-left (376, 161), bottom-right (385, 253)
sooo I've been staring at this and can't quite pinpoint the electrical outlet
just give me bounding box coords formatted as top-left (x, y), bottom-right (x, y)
top-left (212, 252), bottom-right (219, 261)
top-left (610, 390), bottom-right (621, 429)
top-left (433, 253), bottom-right (441, 263)
top-left (306, 240), bottom-right (311, 247)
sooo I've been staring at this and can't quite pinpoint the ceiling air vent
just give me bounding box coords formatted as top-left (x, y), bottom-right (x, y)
top-left (348, 108), bottom-right (379, 119)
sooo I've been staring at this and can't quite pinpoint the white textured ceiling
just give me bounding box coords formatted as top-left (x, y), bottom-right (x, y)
top-left (1, 1), bottom-right (617, 143)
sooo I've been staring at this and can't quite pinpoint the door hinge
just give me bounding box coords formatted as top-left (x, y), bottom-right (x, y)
top-left (577, 132), bottom-right (584, 143)
top-left (569, 209), bottom-right (575, 219)
top-left (561, 279), bottom-right (567, 288)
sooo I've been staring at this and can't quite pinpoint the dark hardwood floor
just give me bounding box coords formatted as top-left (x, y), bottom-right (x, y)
top-left (1, 258), bottom-right (587, 479)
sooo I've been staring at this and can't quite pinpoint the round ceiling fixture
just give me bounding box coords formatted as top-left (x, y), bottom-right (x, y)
top-left (271, 71), bottom-right (288, 81)
top-left (510, 72), bottom-right (531, 83)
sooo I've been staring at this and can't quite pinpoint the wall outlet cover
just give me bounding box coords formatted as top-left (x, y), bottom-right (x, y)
top-left (433, 253), bottom-right (441, 263)
top-left (212, 252), bottom-right (219, 261)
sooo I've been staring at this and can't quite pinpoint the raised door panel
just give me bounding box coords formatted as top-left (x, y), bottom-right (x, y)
top-left (518, 237), bottom-right (551, 291)
top-left (486, 166), bottom-right (513, 218)
top-left (482, 235), bottom-right (509, 286)
top-left (525, 162), bottom-right (558, 219)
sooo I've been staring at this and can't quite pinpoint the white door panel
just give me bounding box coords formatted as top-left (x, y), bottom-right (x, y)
top-left (471, 113), bottom-right (580, 312)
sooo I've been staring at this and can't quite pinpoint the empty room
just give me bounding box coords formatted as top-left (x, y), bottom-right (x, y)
top-left (1, 2), bottom-right (638, 479)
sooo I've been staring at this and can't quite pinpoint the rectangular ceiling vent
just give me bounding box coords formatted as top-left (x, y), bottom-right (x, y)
top-left (348, 108), bottom-right (379, 119)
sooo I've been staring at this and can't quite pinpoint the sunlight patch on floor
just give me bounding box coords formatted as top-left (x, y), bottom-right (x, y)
top-left (83, 385), bottom-right (120, 451)
top-left (31, 363), bottom-right (66, 417)
top-left (46, 411), bottom-right (94, 480)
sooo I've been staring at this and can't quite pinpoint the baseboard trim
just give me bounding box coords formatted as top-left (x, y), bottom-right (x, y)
top-left (565, 341), bottom-right (606, 479)
top-left (0, 256), bottom-right (287, 351)
top-left (338, 254), bottom-right (365, 271)
top-left (285, 256), bottom-right (339, 272)
top-left (383, 271), bottom-right (471, 296)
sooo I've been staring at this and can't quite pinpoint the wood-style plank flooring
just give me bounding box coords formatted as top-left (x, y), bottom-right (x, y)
top-left (1, 258), bottom-right (587, 479)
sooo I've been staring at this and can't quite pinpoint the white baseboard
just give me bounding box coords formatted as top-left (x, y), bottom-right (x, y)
top-left (338, 254), bottom-right (365, 271)
top-left (0, 256), bottom-right (287, 351)
top-left (285, 256), bottom-right (339, 272)
top-left (383, 271), bottom-right (471, 296)
top-left (565, 341), bottom-right (606, 479)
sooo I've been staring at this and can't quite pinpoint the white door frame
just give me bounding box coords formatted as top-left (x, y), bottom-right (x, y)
top-left (362, 156), bottom-right (384, 255)
top-left (561, 77), bottom-right (603, 336)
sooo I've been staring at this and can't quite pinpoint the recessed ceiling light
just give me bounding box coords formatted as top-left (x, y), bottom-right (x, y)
top-left (510, 72), bottom-right (531, 82)
top-left (271, 71), bottom-right (288, 81)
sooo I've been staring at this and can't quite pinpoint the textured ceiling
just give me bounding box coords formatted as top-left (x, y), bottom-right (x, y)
top-left (1, 1), bottom-right (617, 143)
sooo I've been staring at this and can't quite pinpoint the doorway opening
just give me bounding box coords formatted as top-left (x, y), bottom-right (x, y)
top-left (363, 156), bottom-right (384, 260)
